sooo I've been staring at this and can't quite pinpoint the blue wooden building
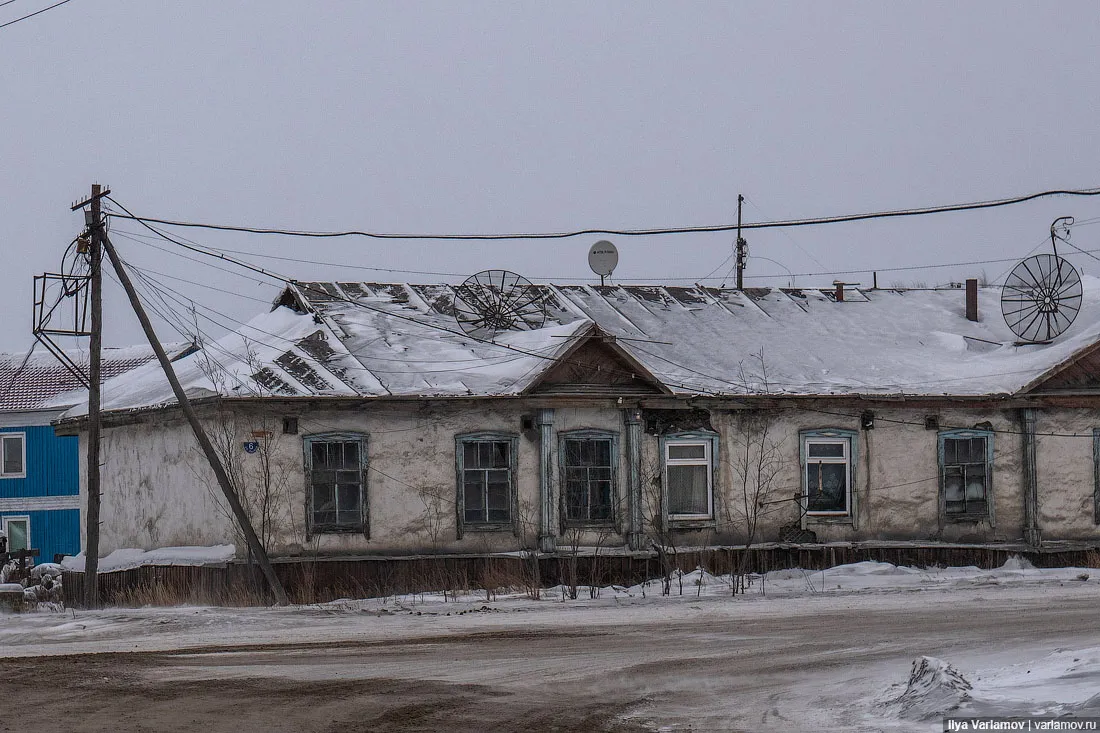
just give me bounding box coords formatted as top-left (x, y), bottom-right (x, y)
top-left (0, 345), bottom-right (182, 563)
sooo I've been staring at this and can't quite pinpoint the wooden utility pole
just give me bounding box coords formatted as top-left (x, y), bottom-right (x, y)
top-left (735, 194), bottom-right (746, 290)
top-left (100, 233), bottom-right (289, 606)
top-left (83, 184), bottom-right (104, 609)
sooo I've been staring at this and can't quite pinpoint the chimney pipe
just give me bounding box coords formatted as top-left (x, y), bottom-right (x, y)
top-left (965, 278), bottom-right (978, 322)
top-left (834, 281), bottom-right (844, 302)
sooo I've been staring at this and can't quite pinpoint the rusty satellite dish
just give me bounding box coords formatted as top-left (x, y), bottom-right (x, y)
top-left (1001, 217), bottom-right (1083, 343)
top-left (453, 269), bottom-right (546, 338)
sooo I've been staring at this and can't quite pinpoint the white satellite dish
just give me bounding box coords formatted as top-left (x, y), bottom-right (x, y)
top-left (588, 240), bottom-right (618, 286)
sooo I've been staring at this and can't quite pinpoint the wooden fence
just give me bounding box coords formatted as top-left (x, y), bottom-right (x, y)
top-left (60, 543), bottom-right (1100, 608)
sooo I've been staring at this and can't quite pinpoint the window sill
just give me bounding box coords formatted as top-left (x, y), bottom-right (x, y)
top-left (310, 525), bottom-right (366, 535)
top-left (805, 515), bottom-right (854, 526)
top-left (462, 523), bottom-right (514, 533)
top-left (668, 518), bottom-right (715, 530)
top-left (563, 521), bottom-right (617, 531)
top-left (944, 513), bottom-right (990, 524)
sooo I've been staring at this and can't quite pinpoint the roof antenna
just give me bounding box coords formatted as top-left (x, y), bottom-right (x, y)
top-left (588, 240), bottom-right (618, 287)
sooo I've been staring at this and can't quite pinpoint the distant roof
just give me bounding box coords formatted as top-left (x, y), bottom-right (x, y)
top-left (64, 278), bottom-right (1100, 417)
top-left (0, 343), bottom-right (192, 412)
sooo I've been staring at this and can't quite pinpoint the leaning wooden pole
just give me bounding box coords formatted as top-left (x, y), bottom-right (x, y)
top-left (100, 234), bottom-right (289, 606)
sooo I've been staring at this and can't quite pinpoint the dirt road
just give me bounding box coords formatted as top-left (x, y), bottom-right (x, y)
top-left (3, 583), bottom-right (1099, 732)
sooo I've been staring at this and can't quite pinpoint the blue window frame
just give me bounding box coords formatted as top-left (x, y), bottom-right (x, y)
top-left (939, 429), bottom-right (994, 522)
top-left (303, 432), bottom-right (368, 535)
top-left (455, 432), bottom-right (519, 536)
top-left (661, 431), bottom-right (719, 522)
top-left (800, 429), bottom-right (857, 520)
top-left (559, 429), bottom-right (618, 527)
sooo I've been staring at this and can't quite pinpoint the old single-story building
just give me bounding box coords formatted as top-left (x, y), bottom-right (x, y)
top-left (55, 277), bottom-right (1100, 560)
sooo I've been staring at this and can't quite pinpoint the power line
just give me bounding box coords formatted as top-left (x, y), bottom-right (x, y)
top-left (105, 186), bottom-right (1100, 241)
top-left (104, 194), bottom-right (1100, 416)
top-left (0, 0), bottom-right (73, 30)
top-left (110, 220), bottom-right (1100, 285)
top-left (106, 196), bottom-right (738, 397)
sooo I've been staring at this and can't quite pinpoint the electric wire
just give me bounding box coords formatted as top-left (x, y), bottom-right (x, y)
top-left (105, 197), bottom-right (734, 395)
top-left (0, 0), bottom-right (73, 30)
top-left (125, 261), bottom-right (551, 375)
top-left (105, 186), bottom-right (1100, 240)
top-left (105, 195), bottom-right (1100, 438)
top-left (110, 221), bottom-right (1100, 285)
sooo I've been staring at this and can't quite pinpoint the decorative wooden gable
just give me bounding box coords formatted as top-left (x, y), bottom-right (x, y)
top-left (1022, 341), bottom-right (1100, 393)
top-left (527, 332), bottom-right (669, 396)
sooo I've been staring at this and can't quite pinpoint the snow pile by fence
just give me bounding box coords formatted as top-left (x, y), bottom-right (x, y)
top-left (0, 562), bottom-right (63, 611)
top-left (61, 545), bottom-right (236, 573)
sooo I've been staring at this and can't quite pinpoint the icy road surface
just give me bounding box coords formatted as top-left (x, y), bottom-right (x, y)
top-left (2, 563), bottom-right (1100, 731)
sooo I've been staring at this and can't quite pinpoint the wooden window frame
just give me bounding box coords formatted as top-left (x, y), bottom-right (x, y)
top-left (302, 432), bottom-right (369, 537)
top-left (455, 432), bottom-right (519, 538)
top-left (800, 429), bottom-right (857, 525)
top-left (661, 431), bottom-right (718, 525)
top-left (939, 428), bottom-right (995, 526)
top-left (559, 429), bottom-right (619, 530)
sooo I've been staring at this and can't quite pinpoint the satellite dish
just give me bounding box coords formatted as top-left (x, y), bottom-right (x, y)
top-left (588, 240), bottom-right (618, 285)
top-left (453, 270), bottom-right (546, 339)
top-left (1001, 254), bottom-right (1082, 343)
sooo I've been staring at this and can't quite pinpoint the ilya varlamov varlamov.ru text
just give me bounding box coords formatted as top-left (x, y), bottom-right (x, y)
top-left (944, 719), bottom-right (1100, 731)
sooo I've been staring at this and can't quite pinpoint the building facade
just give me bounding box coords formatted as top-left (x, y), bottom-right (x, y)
top-left (56, 280), bottom-right (1100, 559)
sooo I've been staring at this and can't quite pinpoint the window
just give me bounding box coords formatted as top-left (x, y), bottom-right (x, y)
top-left (940, 429), bottom-right (993, 519)
top-left (0, 433), bottom-right (24, 479)
top-left (801, 430), bottom-right (855, 517)
top-left (2, 516), bottom-right (29, 552)
top-left (303, 433), bottom-right (367, 533)
top-left (561, 431), bottom-right (617, 525)
top-left (663, 432), bottom-right (717, 521)
top-left (456, 433), bottom-right (518, 532)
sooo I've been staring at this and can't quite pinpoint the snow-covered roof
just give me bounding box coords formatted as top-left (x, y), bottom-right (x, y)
top-left (0, 343), bottom-right (192, 412)
top-left (63, 278), bottom-right (1100, 417)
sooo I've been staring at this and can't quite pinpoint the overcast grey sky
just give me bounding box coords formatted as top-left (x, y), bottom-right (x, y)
top-left (4, 2), bottom-right (1100, 350)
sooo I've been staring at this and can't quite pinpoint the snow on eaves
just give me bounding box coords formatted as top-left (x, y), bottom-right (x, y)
top-left (59, 276), bottom-right (1100, 417)
top-left (61, 308), bottom-right (371, 418)
top-left (295, 278), bottom-right (1100, 398)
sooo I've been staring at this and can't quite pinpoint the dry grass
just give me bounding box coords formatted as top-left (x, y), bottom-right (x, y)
top-left (112, 580), bottom-right (270, 608)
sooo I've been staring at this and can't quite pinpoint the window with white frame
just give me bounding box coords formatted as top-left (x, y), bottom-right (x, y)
top-left (2, 516), bottom-right (29, 552)
top-left (561, 431), bottom-right (617, 525)
top-left (802, 431), bottom-right (854, 516)
top-left (0, 433), bottom-right (25, 478)
top-left (940, 429), bottom-right (992, 519)
top-left (456, 433), bottom-right (517, 530)
top-left (304, 433), bottom-right (367, 533)
top-left (663, 433), bottom-right (716, 520)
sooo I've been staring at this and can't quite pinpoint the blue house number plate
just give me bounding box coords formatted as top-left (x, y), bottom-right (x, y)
top-left (243, 441), bottom-right (260, 454)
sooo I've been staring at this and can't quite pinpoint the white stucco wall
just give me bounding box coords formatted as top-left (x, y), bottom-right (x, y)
top-left (1034, 408), bottom-right (1100, 540)
top-left (77, 400), bottom-right (1100, 558)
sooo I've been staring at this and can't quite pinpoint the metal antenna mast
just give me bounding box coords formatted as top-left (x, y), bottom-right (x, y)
top-left (735, 194), bottom-right (746, 290)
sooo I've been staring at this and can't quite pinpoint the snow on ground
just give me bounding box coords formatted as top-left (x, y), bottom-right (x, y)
top-left (4, 558), bottom-right (1100, 731)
